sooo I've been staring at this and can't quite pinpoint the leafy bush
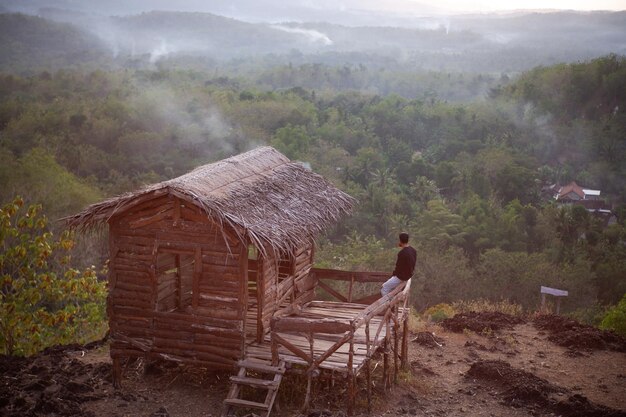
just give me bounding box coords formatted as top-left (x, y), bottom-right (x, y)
top-left (600, 294), bottom-right (626, 337)
top-left (424, 303), bottom-right (456, 322)
top-left (0, 197), bottom-right (107, 355)
top-left (568, 303), bottom-right (609, 327)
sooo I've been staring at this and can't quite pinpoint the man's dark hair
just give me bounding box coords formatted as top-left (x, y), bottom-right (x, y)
top-left (399, 232), bottom-right (409, 244)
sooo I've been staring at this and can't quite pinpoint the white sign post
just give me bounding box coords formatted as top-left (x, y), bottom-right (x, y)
top-left (540, 286), bottom-right (569, 314)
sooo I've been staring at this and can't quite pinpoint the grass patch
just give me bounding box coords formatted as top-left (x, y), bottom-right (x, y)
top-left (452, 299), bottom-right (523, 316)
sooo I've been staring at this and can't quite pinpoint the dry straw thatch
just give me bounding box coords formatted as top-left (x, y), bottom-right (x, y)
top-left (65, 147), bottom-right (355, 255)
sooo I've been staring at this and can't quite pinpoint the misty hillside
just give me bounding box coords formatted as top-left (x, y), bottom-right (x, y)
top-left (110, 11), bottom-right (309, 59)
top-left (0, 0), bottom-right (445, 26)
top-left (1, 9), bottom-right (625, 74)
top-left (0, 13), bottom-right (110, 73)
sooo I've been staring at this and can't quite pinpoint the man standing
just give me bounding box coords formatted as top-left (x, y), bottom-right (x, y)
top-left (381, 232), bottom-right (416, 296)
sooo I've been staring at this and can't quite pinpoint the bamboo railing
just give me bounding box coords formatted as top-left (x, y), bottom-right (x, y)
top-left (270, 268), bottom-right (412, 414)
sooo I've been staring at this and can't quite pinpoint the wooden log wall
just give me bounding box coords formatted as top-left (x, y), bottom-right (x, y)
top-left (108, 195), bottom-right (246, 370)
top-left (254, 243), bottom-right (316, 339)
top-left (290, 244), bottom-right (317, 305)
top-left (259, 252), bottom-right (277, 338)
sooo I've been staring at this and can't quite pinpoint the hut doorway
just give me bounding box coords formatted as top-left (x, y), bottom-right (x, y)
top-left (155, 249), bottom-right (196, 313)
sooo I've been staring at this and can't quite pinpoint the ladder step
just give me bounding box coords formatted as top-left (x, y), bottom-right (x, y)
top-left (230, 376), bottom-right (279, 388)
top-left (238, 360), bottom-right (285, 374)
top-left (223, 398), bottom-right (270, 410)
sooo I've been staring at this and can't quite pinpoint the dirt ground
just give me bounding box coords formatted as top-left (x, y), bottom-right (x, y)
top-left (1, 314), bottom-right (625, 417)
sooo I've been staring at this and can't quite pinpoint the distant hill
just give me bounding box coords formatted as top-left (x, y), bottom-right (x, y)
top-left (0, 0), bottom-right (446, 26)
top-left (0, 9), bottom-right (625, 73)
top-left (0, 13), bottom-right (110, 73)
top-left (90, 10), bottom-right (626, 72)
top-left (109, 11), bottom-right (307, 59)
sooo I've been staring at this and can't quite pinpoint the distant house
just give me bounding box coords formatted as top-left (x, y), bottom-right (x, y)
top-left (556, 181), bottom-right (601, 202)
top-left (552, 181), bottom-right (616, 226)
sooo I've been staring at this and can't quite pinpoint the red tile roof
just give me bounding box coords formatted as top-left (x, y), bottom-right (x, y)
top-left (558, 181), bottom-right (585, 200)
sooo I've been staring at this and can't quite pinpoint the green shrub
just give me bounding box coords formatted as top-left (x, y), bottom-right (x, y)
top-left (600, 294), bottom-right (626, 336)
top-left (568, 303), bottom-right (609, 327)
top-left (424, 303), bottom-right (456, 322)
top-left (0, 197), bottom-right (107, 355)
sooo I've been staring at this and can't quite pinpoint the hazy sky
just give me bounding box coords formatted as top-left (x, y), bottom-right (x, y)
top-left (427, 0), bottom-right (626, 12)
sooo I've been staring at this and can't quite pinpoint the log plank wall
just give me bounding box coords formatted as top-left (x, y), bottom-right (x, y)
top-left (254, 243), bottom-right (316, 342)
top-left (108, 195), bottom-right (245, 371)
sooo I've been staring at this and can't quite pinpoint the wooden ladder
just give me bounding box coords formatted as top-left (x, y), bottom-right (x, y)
top-left (221, 359), bottom-right (286, 417)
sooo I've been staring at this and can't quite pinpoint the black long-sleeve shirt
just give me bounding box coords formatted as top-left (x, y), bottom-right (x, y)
top-left (393, 246), bottom-right (417, 281)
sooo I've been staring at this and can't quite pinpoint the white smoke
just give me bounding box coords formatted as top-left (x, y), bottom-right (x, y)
top-left (270, 25), bottom-right (334, 45)
top-left (149, 38), bottom-right (171, 63)
top-left (132, 86), bottom-right (235, 153)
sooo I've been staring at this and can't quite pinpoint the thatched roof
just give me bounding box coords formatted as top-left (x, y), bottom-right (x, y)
top-left (65, 147), bottom-right (355, 255)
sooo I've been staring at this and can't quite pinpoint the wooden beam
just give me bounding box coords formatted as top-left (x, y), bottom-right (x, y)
top-left (317, 280), bottom-right (347, 302)
top-left (272, 332), bottom-right (312, 364)
top-left (311, 268), bottom-right (390, 283)
top-left (352, 281), bottom-right (406, 329)
top-left (312, 331), bottom-right (352, 368)
top-left (272, 317), bottom-right (352, 334)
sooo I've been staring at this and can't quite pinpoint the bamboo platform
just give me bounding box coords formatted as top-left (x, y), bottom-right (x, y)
top-left (234, 271), bottom-right (412, 415)
top-left (246, 300), bottom-right (406, 374)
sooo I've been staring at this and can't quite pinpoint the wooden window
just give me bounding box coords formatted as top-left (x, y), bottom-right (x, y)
top-left (155, 251), bottom-right (194, 312)
top-left (247, 245), bottom-right (259, 297)
top-left (248, 244), bottom-right (258, 260)
top-left (277, 251), bottom-right (294, 283)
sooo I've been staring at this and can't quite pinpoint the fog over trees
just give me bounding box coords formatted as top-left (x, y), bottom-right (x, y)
top-left (1, 0), bottom-right (625, 350)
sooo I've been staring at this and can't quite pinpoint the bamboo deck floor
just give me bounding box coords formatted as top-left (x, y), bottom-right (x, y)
top-left (245, 300), bottom-right (406, 374)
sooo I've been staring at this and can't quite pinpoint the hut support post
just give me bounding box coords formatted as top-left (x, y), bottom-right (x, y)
top-left (393, 308), bottom-right (399, 384)
top-left (112, 357), bottom-right (122, 389)
top-left (347, 338), bottom-right (355, 416)
top-left (365, 322), bottom-right (371, 413)
top-left (347, 273), bottom-right (354, 302)
top-left (271, 330), bottom-right (279, 366)
top-left (383, 319), bottom-right (390, 390)
top-left (302, 332), bottom-right (315, 412)
top-left (401, 315), bottom-right (409, 369)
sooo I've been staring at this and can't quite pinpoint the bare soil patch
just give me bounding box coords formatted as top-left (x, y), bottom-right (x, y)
top-left (0, 342), bottom-right (111, 417)
top-left (533, 314), bottom-right (626, 352)
top-left (467, 360), bottom-right (626, 417)
top-left (441, 311), bottom-right (525, 333)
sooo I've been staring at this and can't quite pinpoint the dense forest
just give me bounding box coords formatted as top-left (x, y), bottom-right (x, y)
top-left (1, 10), bottom-right (625, 353)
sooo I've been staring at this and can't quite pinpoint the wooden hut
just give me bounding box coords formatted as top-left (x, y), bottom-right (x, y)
top-left (65, 147), bottom-right (355, 384)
